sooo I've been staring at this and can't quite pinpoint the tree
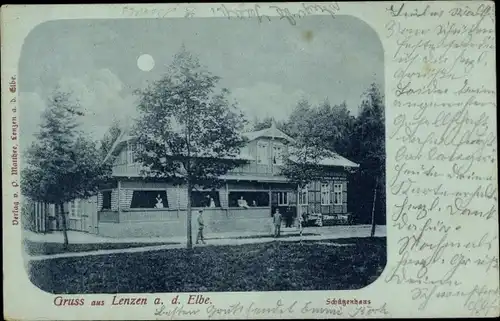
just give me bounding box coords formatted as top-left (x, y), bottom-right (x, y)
top-left (21, 90), bottom-right (111, 248)
top-left (350, 83), bottom-right (385, 236)
top-left (286, 98), bottom-right (313, 138)
top-left (100, 120), bottom-right (122, 160)
top-left (311, 99), bottom-right (343, 147)
top-left (281, 140), bottom-right (331, 189)
top-left (281, 99), bottom-right (333, 218)
top-left (133, 46), bottom-right (247, 249)
top-left (286, 98), bottom-right (347, 152)
top-left (328, 101), bottom-right (356, 155)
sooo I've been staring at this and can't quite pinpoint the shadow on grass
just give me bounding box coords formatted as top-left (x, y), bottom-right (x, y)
top-left (24, 240), bottom-right (180, 256)
top-left (28, 237), bottom-right (386, 293)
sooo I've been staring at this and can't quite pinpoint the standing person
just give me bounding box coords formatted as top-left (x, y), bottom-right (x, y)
top-left (284, 211), bottom-right (289, 228)
top-left (286, 212), bottom-right (293, 228)
top-left (273, 208), bottom-right (282, 238)
top-left (269, 213), bottom-right (274, 236)
top-left (268, 210), bottom-right (275, 236)
top-left (195, 210), bottom-right (206, 245)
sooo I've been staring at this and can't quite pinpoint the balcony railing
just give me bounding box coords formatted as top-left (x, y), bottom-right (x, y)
top-left (113, 163), bottom-right (142, 176)
top-left (113, 162), bottom-right (283, 177)
top-left (229, 163), bottom-right (283, 176)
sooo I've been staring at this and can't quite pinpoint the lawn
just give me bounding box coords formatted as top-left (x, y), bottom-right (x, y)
top-left (28, 237), bottom-right (386, 293)
top-left (24, 240), bottom-right (179, 256)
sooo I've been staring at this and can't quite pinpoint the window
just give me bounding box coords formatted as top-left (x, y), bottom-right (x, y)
top-left (126, 142), bottom-right (136, 165)
top-left (102, 191), bottom-right (112, 210)
top-left (333, 183), bottom-right (343, 205)
top-left (257, 142), bottom-right (269, 164)
top-left (321, 183), bottom-right (331, 205)
top-left (131, 190), bottom-right (168, 209)
top-left (277, 192), bottom-right (289, 206)
top-left (229, 192), bottom-right (269, 207)
top-left (191, 191), bottom-right (221, 208)
top-left (272, 144), bottom-right (284, 165)
top-left (69, 200), bottom-right (80, 217)
top-left (298, 187), bottom-right (308, 205)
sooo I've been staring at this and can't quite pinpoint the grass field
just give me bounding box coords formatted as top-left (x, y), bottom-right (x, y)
top-left (28, 237), bottom-right (386, 293)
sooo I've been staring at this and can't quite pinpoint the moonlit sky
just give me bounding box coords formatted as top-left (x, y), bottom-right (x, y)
top-left (19, 16), bottom-right (383, 150)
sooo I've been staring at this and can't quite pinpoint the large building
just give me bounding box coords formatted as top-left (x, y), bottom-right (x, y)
top-left (29, 123), bottom-right (359, 238)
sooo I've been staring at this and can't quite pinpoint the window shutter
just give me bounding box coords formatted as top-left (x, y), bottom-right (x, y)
top-left (97, 192), bottom-right (103, 211)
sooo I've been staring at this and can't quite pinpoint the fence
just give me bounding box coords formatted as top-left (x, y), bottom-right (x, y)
top-left (22, 201), bottom-right (54, 233)
top-left (23, 200), bottom-right (98, 234)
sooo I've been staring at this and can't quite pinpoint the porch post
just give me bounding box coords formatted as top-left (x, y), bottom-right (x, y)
top-left (297, 184), bottom-right (300, 222)
top-left (117, 180), bottom-right (122, 222)
top-left (35, 202), bottom-right (39, 232)
top-left (176, 184), bottom-right (180, 218)
top-left (225, 181), bottom-right (229, 217)
top-left (225, 181), bottom-right (229, 209)
top-left (43, 203), bottom-right (48, 233)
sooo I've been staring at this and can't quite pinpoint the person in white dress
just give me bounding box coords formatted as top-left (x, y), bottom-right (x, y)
top-left (155, 195), bottom-right (164, 208)
top-left (237, 196), bottom-right (249, 209)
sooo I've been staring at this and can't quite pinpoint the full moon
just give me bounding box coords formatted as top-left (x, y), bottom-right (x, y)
top-left (137, 54), bottom-right (155, 72)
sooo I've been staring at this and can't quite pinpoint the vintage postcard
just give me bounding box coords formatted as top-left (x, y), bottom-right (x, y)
top-left (1, 1), bottom-right (498, 319)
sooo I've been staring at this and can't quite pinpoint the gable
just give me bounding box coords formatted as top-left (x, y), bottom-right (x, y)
top-left (242, 125), bottom-right (295, 144)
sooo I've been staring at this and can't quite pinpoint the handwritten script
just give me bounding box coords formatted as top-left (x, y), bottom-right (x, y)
top-left (384, 2), bottom-right (498, 317)
top-left (152, 299), bottom-right (390, 320)
top-left (211, 3), bottom-right (340, 26)
top-left (122, 2), bottom-right (340, 26)
top-left (121, 3), bottom-right (341, 25)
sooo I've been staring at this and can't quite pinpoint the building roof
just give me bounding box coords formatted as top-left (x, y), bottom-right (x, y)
top-left (103, 129), bottom-right (254, 164)
top-left (318, 153), bottom-right (359, 168)
top-left (242, 121), bottom-right (295, 143)
top-left (104, 121), bottom-right (358, 169)
top-left (103, 130), bottom-right (131, 163)
top-left (288, 150), bottom-right (360, 168)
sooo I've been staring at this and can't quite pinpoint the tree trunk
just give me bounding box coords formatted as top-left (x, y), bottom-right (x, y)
top-left (186, 180), bottom-right (193, 249)
top-left (370, 178), bottom-right (379, 237)
top-left (59, 203), bottom-right (69, 249)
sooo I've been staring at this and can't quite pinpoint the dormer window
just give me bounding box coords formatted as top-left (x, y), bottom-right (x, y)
top-left (273, 144), bottom-right (284, 165)
top-left (126, 142), bottom-right (140, 165)
top-left (126, 142), bottom-right (134, 164)
top-left (257, 141), bottom-right (269, 164)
